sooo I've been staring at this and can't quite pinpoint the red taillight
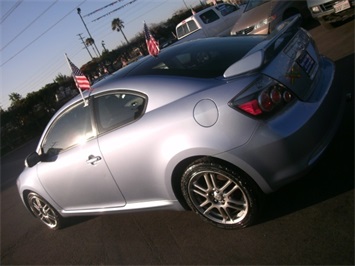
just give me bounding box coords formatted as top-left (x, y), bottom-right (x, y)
top-left (283, 91), bottom-right (293, 102)
top-left (270, 87), bottom-right (282, 104)
top-left (259, 90), bottom-right (274, 111)
top-left (238, 99), bottom-right (262, 115)
top-left (229, 76), bottom-right (295, 117)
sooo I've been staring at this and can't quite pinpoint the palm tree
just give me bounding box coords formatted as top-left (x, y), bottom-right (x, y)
top-left (85, 37), bottom-right (98, 57)
top-left (111, 18), bottom-right (129, 44)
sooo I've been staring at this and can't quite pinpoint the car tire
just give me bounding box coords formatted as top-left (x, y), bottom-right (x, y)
top-left (181, 159), bottom-right (262, 229)
top-left (27, 192), bottom-right (63, 230)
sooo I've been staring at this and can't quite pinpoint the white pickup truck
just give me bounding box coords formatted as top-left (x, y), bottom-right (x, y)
top-left (175, 3), bottom-right (245, 43)
top-left (307, 0), bottom-right (354, 28)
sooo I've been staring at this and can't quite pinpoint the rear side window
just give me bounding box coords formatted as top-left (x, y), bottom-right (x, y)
top-left (41, 102), bottom-right (94, 155)
top-left (94, 92), bottom-right (146, 134)
top-left (199, 10), bottom-right (220, 24)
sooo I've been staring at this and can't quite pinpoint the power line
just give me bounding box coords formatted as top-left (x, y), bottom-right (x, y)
top-left (0, 0), bottom-right (87, 67)
top-left (0, 0), bottom-right (23, 24)
top-left (12, 46), bottom-right (84, 97)
top-left (1, 0), bottom-right (59, 51)
top-left (1, 0), bottom-right (193, 109)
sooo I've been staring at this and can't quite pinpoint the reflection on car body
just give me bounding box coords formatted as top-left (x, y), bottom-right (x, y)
top-left (230, 0), bottom-right (311, 35)
top-left (17, 15), bottom-right (346, 230)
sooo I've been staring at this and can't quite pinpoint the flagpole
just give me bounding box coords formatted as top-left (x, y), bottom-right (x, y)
top-left (64, 53), bottom-right (88, 107)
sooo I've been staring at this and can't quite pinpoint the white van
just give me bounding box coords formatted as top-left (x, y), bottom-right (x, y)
top-left (175, 3), bottom-right (245, 43)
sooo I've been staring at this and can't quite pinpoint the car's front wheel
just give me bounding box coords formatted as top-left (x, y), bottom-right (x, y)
top-left (27, 192), bottom-right (63, 230)
top-left (181, 159), bottom-right (262, 229)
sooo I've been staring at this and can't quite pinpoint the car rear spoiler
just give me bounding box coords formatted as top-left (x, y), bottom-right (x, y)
top-left (223, 14), bottom-right (302, 78)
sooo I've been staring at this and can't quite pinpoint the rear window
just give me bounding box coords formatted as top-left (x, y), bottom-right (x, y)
top-left (125, 37), bottom-right (265, 78)
top-left (176, 20), bottom-right (199, 39)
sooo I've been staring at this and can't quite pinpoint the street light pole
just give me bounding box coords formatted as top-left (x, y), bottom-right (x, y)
top-left (77, 8), bottom-right (101, 57)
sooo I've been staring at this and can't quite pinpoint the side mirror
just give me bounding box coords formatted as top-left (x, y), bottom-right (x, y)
top-left (25, 152), bottom-right (41, 168)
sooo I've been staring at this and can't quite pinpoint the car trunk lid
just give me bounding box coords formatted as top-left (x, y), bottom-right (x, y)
top-left (224, 15), bottom-right (321, 102)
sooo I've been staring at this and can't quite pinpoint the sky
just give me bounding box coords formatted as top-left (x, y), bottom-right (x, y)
top-left (0, 0), bottom-right (202, 110)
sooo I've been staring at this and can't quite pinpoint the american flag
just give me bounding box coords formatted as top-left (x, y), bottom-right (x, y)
top-left (144, 22), bottom-right (159, 57)
top-left (66, 56), bottom-right (91, 91)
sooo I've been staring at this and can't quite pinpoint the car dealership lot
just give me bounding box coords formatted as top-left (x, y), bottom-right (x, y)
top-left (1, 19), bottom-right (353, 265)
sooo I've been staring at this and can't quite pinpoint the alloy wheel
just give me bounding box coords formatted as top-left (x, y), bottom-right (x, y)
top-left (27, 193), bottom-right (59, 229)
top-left (187, 170), bottom-right (249, 225)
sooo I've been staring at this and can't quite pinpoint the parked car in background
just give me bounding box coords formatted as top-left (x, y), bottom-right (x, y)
top-left (307, 0), bottom-right (354, 28)
top-left (17, 15), bottom-right (345, 230)
top-left (175, 3), bottom-right (245, 43)
top-left (230, 0), bottom-right (310, 35)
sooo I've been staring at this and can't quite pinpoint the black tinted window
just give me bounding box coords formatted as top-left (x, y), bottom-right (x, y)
top-left (42, 102), bottom-right (93, 155)
top-left (94, 92), bottom-right (146, 133)
top-left (199, 10), bottom-right (219, 24)
top-left (127, 37), bottom-right (265, 78)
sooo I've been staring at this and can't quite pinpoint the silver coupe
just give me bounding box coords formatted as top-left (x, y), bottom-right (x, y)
top-left (17, 15), bottom-right (345, 230)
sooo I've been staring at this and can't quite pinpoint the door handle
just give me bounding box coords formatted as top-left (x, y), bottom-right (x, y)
top-left (86, 155), bottom-right (102, 165)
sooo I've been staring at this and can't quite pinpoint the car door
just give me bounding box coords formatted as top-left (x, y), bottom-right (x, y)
top-left (36, 100), bottom-right (126, 211)
top-left (92, 91), bottom-right (149, 201)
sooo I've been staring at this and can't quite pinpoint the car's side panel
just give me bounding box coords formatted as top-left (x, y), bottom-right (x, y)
top-left (96, 78), bottom-right (259, 204)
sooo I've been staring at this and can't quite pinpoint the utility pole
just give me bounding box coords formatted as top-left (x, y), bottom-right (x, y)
top-left (77, 33), bottom-right (93, 59)
top-left (77, 8), bottom-right (101, 57)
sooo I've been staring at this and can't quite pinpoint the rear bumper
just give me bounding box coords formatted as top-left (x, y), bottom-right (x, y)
top-left (218, 56), bottom-right (346, 193)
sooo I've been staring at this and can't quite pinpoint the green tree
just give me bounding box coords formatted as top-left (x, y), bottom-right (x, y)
top-left (111, 18), bottom-right (129, 44)
top-left (54, 73), bottom-right (73, 88)
top-left (9, 92), bottom-right (22, 106)
top-left (85, 37), bottom-right (98, 57)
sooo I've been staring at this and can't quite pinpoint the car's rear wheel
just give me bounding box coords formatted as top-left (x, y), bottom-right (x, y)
top-left (181, 159), bottom-right (262, 229)
top-left (27, 192), bottom-right (63, 230)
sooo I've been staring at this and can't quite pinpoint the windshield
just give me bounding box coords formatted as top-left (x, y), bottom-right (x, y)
top-left (245, 0), bottom-right (270, 12)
